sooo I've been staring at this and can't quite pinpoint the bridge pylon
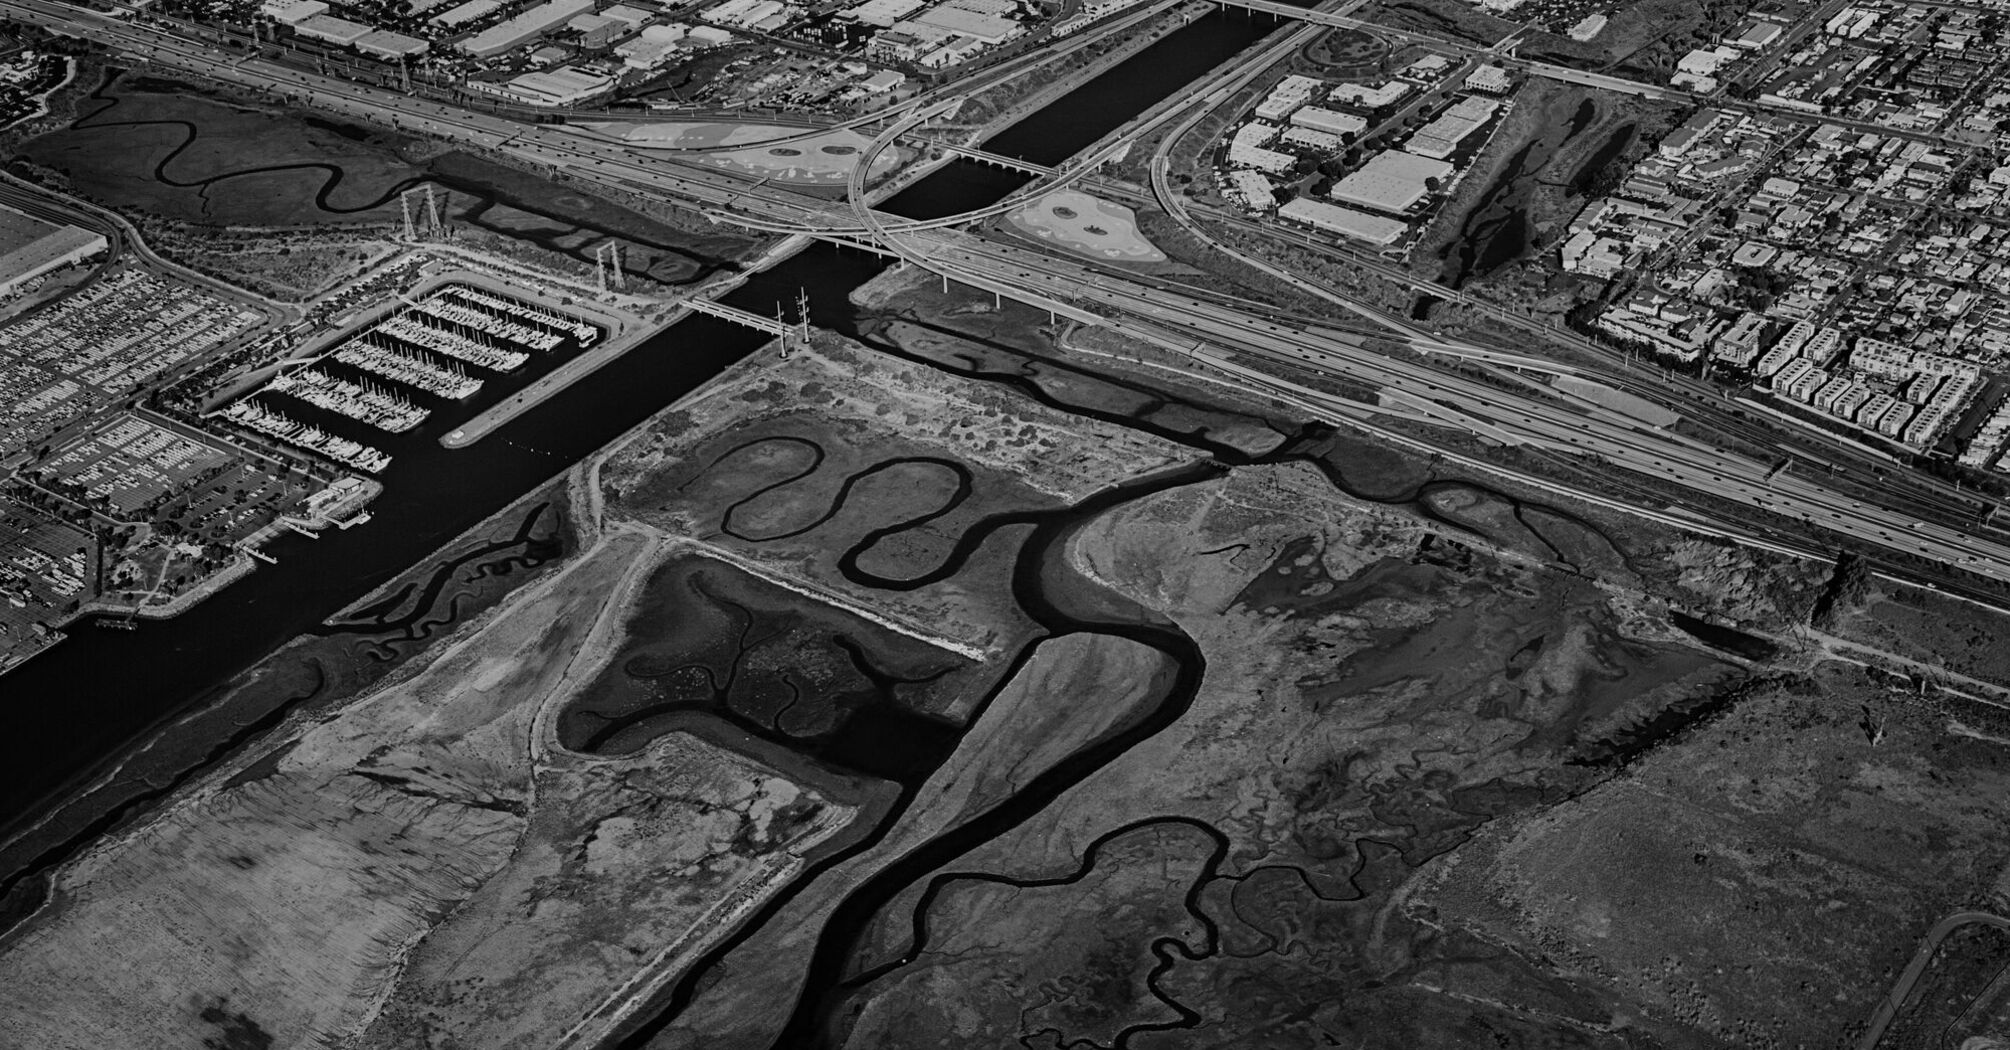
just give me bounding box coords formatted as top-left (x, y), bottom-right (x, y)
top-left (780, 287), bottom-right (812, 358)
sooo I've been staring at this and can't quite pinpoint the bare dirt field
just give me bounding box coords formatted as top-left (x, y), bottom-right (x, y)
top-left (806, 454), bottom-right (1755, 1047)
top-left (599, 335), bottom-right (1189, 654)
top-left (584, 122), bottom-right (906, 186)
top-left (1419, 662), bottom-right (2010, 1049)
top-left (1004, 189), bottom-right (1168, 263)
top-left (0, 521), bottom-right (886, 1050)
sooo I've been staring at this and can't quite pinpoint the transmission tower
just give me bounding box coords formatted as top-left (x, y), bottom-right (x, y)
top-left (424, 184), bottom-right (443, 236)
top-left (593, 242), bottom-right (625, 293)
top-left (781, 288), bottom-right (811, 358)
top-left (398, 186), bottom-right (444, 241)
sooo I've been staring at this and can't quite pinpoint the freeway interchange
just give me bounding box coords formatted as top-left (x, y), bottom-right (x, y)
top-left (11, 0), bottom-right (2010, 596)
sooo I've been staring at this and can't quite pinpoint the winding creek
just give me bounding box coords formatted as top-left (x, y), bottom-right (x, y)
top-left (48, 73), bottom-right (741, 283)
top-left (0, 7), bottom-right (1719, 1047)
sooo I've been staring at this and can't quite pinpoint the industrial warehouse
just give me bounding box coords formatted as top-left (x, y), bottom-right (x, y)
top-left (0, 202), bottom-right (104, 301)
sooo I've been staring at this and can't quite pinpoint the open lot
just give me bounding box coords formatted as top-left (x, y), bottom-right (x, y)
top-left (585, 121), bottom-right (906, 186)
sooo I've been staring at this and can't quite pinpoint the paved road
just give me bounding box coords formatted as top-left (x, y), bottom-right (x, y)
top-left (16, 0), bottom-right (2010, 587)
top-left (881, 228), bottom-right (2010, 581)
top-left (1858, 910), bottom-right (2010, 1050)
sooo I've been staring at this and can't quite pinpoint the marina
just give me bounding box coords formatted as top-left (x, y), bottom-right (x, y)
top-left (263, 368), bottom-right (428, 432)
top-left (220, 400), bottom-right (393, 474)
top-left (333, 339), bottom-right (484, 399)
top-left (409, 297), bottom-right (563, 352)
top-left (439, 285), bottom-right (600, 346)
top-left (373, 315), bottom-right (531, 372)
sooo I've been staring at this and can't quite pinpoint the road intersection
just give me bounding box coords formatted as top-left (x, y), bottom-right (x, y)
top-left (11, 0), bottom-right (2010, 592)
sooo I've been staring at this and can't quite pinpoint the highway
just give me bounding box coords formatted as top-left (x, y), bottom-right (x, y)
top-left (873, 227), bottom-right (2010, 581)
top-left (15, 0), bottom-right (2010, 587)
top-left (1130, 57), bottom-right (2001, 540)
top-left (1208, 0), bottom-right (1995, 149)
top-left (1116, 102), bottom-right (1996, 534)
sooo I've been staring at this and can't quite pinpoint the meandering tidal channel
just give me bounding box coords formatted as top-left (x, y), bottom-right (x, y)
top-left (0, 6), bottom-right (1665, 1046)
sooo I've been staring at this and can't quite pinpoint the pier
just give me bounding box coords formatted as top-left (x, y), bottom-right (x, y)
top-left (440, 238), bottom-right (820, 451)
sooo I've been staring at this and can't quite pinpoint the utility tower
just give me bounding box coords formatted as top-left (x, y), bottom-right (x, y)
top-left (594, 242), bottom-right (626, 293)
top-left (780, 288), bottom-right (811, 358)
top-left (424, 184), bottom-right (444, 236)
top-left (398, 186), bottom-right (445, 241)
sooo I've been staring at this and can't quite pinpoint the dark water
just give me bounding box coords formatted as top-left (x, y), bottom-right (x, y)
top-left (1444, 141), bottom-right (1534, 288)
top-left (1570, 122), bottom-right (1635, 196)
top-left (1669, 612), bottom-right (1778, 660)
top-left (981, 10), bottom-right (1285, 165)
top-left (1562, 98), bottom-right (1596, 141)
top-left (0, 0), bottom-right (1298, 833)
top-left (0, 245), bottom-right (886, 823)
top-left (1, 10), bottom-right (1451, 1047)
top-left (876, 7), bottom-right (1286, 221)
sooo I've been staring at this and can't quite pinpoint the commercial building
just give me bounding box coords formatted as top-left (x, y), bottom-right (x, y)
top-left (1280, 126), bottom-right (1344, 152)
top-left (294, 13), bottom-right (372, 45)
top-left (1401, 53), bottom-right (1452, 80)
top-left (1290, 106), bottom-right (1365, 137)
top-left (1327, 79), bottom-right (1408, 108)
top-left (860, 69), bottom-right (905, 92)
top-left (568, 12), bottom-right (630, 46)
top-left (1227, 122), bottom-right (1294, 174)
top-left (845, 0), bottom-right (924, 26)
top-left (1464, 64), bottom-right (1512, 93)
top-left (601, 4), bottom-right (652, 24)
top-left (704, 0), bottom-right (787, 29)
top-left (1567, 12), bottom-right (1607, 41)
top-left (1051, 0), bottom-right (1144, 34)
top-left (920, 35), bottom-right (987, 67)
top-left (474, 65), bottom-right (616, 104)
top-left (457, 0), bottom-right (595, 57)
top-left (617, 35), bottom-right (680, 67)
top-left (1328, 149), bottom-right (1451, 213)
top-left (1222, 169), bottom-right (1276, 211)
top-left (1279, 197), bottom-right (1405, 246)
top-left (432, 0), bottom-right (499, 26)
top-left (910, 5), bottom-right (1018, 41)
top-left (1255, 74), bottom-right (1324, 121)
top-left (356, 29), bottom-right (429, 58)
top-left (260, 0), bottom-right (326, 24)
top-left (0, 206), bottom-right (107, 300)
top-left (1406, 96), bottom-right (1496, 159)
top-left (1731, 19), bottom-right (1782, 48)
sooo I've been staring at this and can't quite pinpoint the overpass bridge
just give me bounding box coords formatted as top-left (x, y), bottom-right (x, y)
top-left (932, 143), bottom-right (1058, 177)
top-left (682, 293), bottom-right (810, 349)
top-left (1207, 0), bottom-right (1683, 99)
